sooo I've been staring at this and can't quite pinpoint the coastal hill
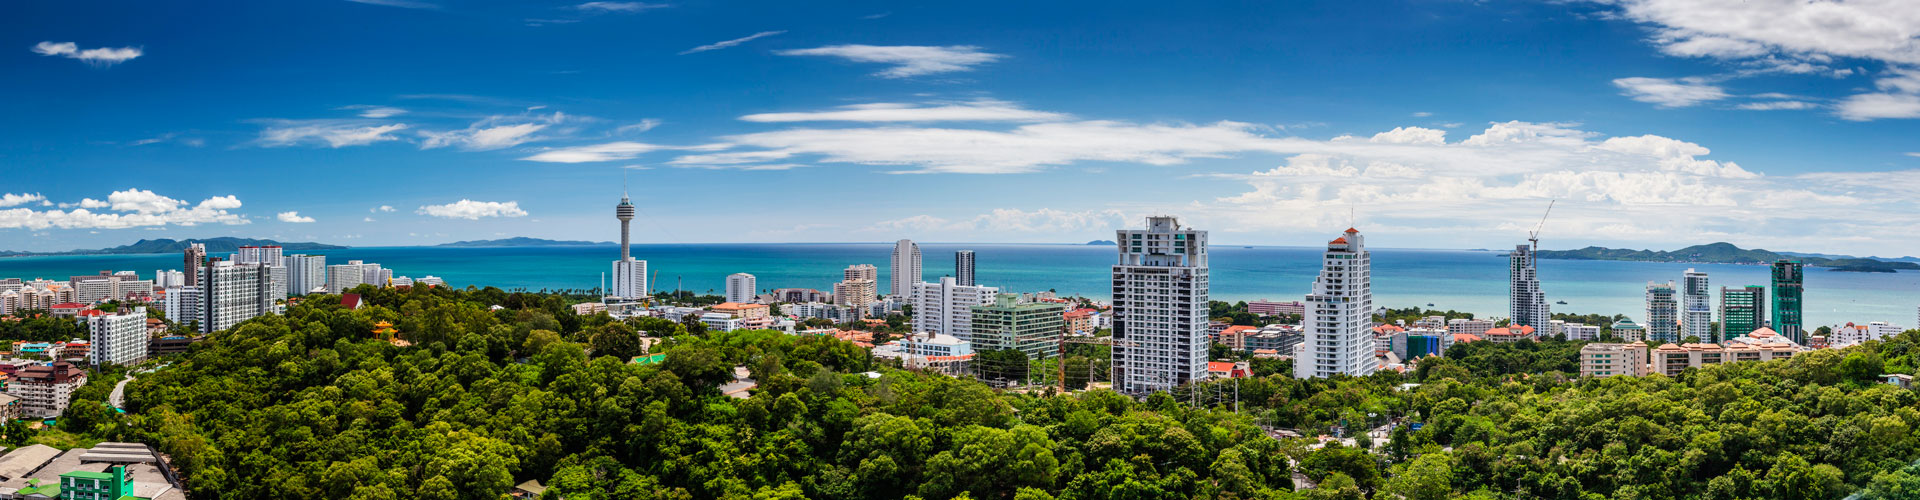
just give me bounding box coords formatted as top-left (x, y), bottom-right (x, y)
top-left (1536, 242), bottom-right (1920, 273)
top-left (0, 237), bottom-right (345, 257)
top-left (436, 237), bottom-right (611, 247)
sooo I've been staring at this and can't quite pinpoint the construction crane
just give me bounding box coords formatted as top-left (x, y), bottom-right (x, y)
top-left (1528, 200), bottom-right (1555, 251)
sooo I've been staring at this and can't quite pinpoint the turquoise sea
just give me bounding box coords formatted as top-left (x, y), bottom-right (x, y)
top-left (3, 243), bottom-right (1917, 329)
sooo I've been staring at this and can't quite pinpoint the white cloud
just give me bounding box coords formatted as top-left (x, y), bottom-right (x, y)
top-left (574, 1), bottom-right (665, 12)
top-left (1367, 126), bottom-right (1447, 145)
top-left (1611, 77), bottom-right (1730, 107)
top-left (872, 208), bottom-right (1130, 234)
top-left (520, 141), bottom-right (672, 163)
top-left (254, 120), bottom-right (409, 148)
top-left (417, 200), bottom-right (528, 219)
top-left (1735, 100), bottom-right (1818, 110)
top-left (776, 45), bottom-right (1004, 78)
top-left (1907, 152), bottom-right (1920, 158)
top-left (346, 0), bottom-right (437, 9)
top-left (615, 119), bottom-right (661, 134)
top-left (420, 112), bottom-right (568, 151)
top-left (343, 105), bottom-right (407, 118)
top-left (0, 193), bottom-right (45, 208)
top-left (681, 31), bottom-right (785, 55)
top-left (277, 211), bottom-right (316, 223)
top-left (0, 189), bottom-right (248, 230)
top-left (374, 205), bottom-right (395, 213)
top-left (1412, 112), bottom-right (1433, 117)
top-left (31, 41), bottom-right (143, 67)
top-left (740, 99), bottom-right (1067, 123)
top-left (1588, 0), bottom-right (1920, 120)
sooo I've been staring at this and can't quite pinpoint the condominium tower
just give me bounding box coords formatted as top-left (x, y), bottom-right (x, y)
top-left (183, 243), bottom-right (206, 286)
top-left (1294, 228), bottom-right (1378, 379)
top-left (1111, 216), bottom-right (1209, 394)
top-left (891, 239), bottom-right (922, 297)
top-left (1646, 281), bottom-right (1678, 343)
top-left (1509, 242), bottom-right (1550, 330)
top-left (610, 193), bottom-right (649, 299)
top-left (202, 260), bottom-right (275, 333)
top-left (287, 254), bottom-right (327, 296)
top-left (88, 307), bottom-right (148, 366)
top-left (725, 273), bottom-right (756, 304)
top-left (1682, 269), bottom-right (1712, 342)
top-left (835, 264), bottom-right (878, 313)
top-left (234, 245), bottom-right (288, 299)
top-left (1720, 285), bottom-right (1765, 341)
top-left (955, 250), bottom-right (976, 287)
top-left (1771, 260), bottom-right (1804, 343)
top-left (909, 276), bottom-right (997, 341)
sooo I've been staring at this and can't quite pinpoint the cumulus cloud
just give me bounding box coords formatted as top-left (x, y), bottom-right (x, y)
top-left (254, 120), bottom-right (409, 148)
top-left (1735, 101), bottom-right (1818, 110)
top-left (373, 205), bottom-right (396, 213)
top-left (740, 99), bottom-right (1067, 123)
top-left (776, 44), bottom-right (1004, 77)
top-left (681, 31), bottom-right (785, 55)
top-left (1612, 77), bottom-right (1730, 107)
top-left (0, 189), bottom-right (248, 230)
top-left (277, 211), bottom-right (316, 223)
top-left (31, 41), bottom-right (143, 67)
top-left (417, 200), bottom-right (528, 219)
top-left (0, 193), bottom-right (45, 208)
top-left (342, 105), bottom-right (407, 118)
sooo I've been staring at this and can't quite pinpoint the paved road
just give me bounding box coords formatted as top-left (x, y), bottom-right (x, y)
top-left (109, 376), bottom-right (133, 410)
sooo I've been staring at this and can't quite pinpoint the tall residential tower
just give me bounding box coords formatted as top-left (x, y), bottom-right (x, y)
top-left (1111, 216), bottom-right (1209, 394)
top-left (891, 239), bottom-right (922, 298)
top-left (1295, 228), bottom-right (1378, 379)
top-left (1682, 269), bottom-right (1712, 342)
top-left (955, 250), bottom-right (976, 287)
top-left (1646, 281), bottom-right (1678, 343)
top-left (1720, 285), bottom-right (1765, 341)
top-left (1771, 260), bottom-right (1804, 343)
top-left (1509, 242), bottom-right (1550, 331)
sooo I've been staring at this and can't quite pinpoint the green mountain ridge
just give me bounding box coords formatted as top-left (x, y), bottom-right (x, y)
top-left (1535, 242), bottom-right (1920, 273)
top-left (0, 237), bottom-right (347, 257)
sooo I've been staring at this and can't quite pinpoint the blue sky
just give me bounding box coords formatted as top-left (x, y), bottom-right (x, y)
top-left (6, 0), bottom-right (1920, 254)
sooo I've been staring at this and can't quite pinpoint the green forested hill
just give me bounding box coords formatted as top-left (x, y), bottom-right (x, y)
top-left (1537, 242), bottom-right (1920, 272)
top-left (109, 286), bottom-right (1920, 499)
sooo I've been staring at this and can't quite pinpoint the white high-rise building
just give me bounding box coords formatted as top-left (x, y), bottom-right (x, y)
top-left (287, 254), bottom-right (327, 295)
top-left (1295, 228), bottom-right (1378, 379)
top-left (235, 246), bottom-right (288, 299)
top-left (163, 286), bottom-right (201, 330)
top-left (725, 273), bottom-right (756, 303)
top-left (1111, 216), bottom-right (1209, 394)
top-left (1646, 281), bottom-right (1679, 342)
top-left (610, 193), bottom-right (649, 299)
top-left (202, 261), bottom-right (273, 333)
top-left (328, 260), bottom-right (377, 293)
top-left (1509, 243), bottom-right (1549, 330)
top-left (891, 239), bottom-right (922, 298)
top-left (955, 250), bottom-right (976, 287)
top-left (1682, 269), bottom-right (1712, 342)
top-left (909, 276), bottom-right (998, 341)
top-left (155, 270), bottom-right (186, 289)
top-left (88, 306), bottom-right (147, 366)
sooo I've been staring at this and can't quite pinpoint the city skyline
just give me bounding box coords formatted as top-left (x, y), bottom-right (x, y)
top-left (6, 1), bottom-right (1920, 254)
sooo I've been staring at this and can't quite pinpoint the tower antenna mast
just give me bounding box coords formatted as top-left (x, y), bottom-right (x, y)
top-left (1528, 200), bottom-right (1555, 250)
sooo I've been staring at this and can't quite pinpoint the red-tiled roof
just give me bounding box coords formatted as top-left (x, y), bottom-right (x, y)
top-left (1373, 324), bottom-right (1406, 334)
top-left (340, 294), bottom-right (362, 309)
top-left (1222, 325), bottom-right (1259, 334)
top-left (1453, 333), bottom-right (1482, 342)
top-left (1345, 227), bottom-right (1358, 233)
top-left (49, 303), bottom-right (85, 309)
top-left (1330, 237), bottom-right (1348, 244)
top-left (1208, 361), bottom-right (1238, 372)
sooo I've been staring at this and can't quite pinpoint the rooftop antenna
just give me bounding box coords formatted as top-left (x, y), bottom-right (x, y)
top-left (1528, 200), bottom-right (1556, 251)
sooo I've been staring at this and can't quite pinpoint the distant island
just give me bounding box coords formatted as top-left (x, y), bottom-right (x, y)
top-left (437, 237), bottom-right (612, 248)
top-left (0, 237), bottom-right (346, 257)
top-left (1536, 242), bottom-right (1920, 273)
top-left (1085, 240), bottom-right (1116, 246)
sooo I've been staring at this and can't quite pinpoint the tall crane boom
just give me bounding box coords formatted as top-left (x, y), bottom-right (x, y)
top-left (1528, 200), bottom-right (1556, 249)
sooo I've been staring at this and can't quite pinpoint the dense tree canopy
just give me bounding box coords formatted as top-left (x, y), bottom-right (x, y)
top-left (113, 284), bottom-right (1920, 499)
